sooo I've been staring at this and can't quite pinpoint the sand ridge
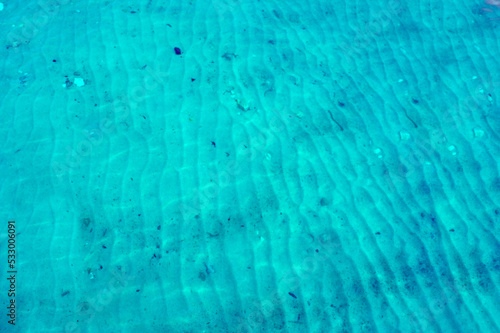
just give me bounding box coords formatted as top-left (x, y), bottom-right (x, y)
top-left (1, 0), bottom-right (500, 332)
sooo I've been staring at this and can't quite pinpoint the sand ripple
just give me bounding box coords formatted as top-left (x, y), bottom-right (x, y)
top-left (2, 0), bottom-right (500, 332)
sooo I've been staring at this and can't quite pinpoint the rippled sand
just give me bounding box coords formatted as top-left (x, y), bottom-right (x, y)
top-left (1, 0), bottom-right (500, 332)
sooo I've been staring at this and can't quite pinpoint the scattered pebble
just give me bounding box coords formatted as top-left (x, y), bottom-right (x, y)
top-left (473, 127), bottom-right (484, 138)
top-left (174, 47), bottom-right (181, 55)
top-left (399, 130), bottom-right (411, 141)
top-left (74, 77), bottom-right (85, 87)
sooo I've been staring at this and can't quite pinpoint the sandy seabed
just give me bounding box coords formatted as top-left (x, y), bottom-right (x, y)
top-left (1, 0), bottom-right (500, 332)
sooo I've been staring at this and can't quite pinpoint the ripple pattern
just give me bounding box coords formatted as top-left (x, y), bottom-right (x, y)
top-left (1, 0), bottom-right (500, 332)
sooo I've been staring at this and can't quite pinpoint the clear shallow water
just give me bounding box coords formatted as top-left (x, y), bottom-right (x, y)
top-left (1, 0), bottom-right (500, 332)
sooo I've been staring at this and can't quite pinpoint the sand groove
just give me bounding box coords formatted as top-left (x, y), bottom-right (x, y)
top-left (1, 0), bottom-right (500, 332)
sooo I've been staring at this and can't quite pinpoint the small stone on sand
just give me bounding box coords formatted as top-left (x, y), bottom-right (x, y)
top-left (74, 78), bottom-right (85, 87)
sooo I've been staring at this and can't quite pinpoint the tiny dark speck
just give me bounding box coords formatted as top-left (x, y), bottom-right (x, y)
top-left (288, 292), bottom-right (297, 299)
top-left (174, 47), bottom-right (182, 55)
top-left (130, 11), bottom-right (137, 13)
top-left (157, 225), bottom-right (161, 230)
top-left (211, 141), bottom-right (216, 148)
top-left (449, 229), bottom-right (455, 232)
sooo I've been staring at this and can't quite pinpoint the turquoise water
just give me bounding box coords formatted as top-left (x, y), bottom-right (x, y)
top-left (1, 0), bottom-right (500, 332)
